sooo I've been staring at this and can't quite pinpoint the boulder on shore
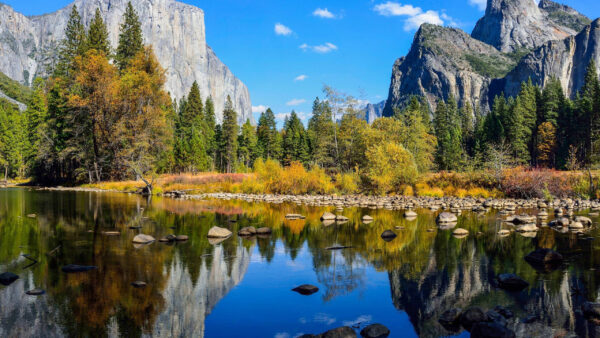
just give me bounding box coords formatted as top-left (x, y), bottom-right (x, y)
top-left (207, 227), bottom-right (232, 238)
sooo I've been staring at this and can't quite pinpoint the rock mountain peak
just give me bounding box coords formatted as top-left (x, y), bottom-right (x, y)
top-left (0, 0), bottom-right (252, 124)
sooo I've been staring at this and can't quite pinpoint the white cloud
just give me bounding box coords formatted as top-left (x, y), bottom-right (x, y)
top-left (468, 0), bottom-right (487, 11)
top-left (252, 105), bottom-right (268, 113)
top-left (294, 74), bottom-right (308, 82)
top-left (342, 315), bottom-right (373, 327)
top-left (275, 23), bottom-right (292, 36)
top-left (313, 8), bottom-right (336, 19)
top-left (300, 42), bottom-right (338, 53)
top-left (286, 99), bottom-right (306, 106)
top-left (374, 2), bottom-right (421, 16)
top-left (373, 2), bottom-right (452, 31)
top-left (275, 111), bottom-right (310, 123)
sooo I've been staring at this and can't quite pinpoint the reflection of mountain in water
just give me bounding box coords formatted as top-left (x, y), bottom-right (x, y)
top-left (388, 246), bottom-right (585, 337)
top-left (150, 245), bottom-right (250, 338)
top-left (0, 262), bottom-right (63, 337)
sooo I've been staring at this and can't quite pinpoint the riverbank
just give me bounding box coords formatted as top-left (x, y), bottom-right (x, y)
top-left (5, 168), bottom-right (600, 201)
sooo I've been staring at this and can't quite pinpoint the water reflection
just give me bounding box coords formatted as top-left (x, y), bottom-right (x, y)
top-left (2, 188), bottom-right (600, 337)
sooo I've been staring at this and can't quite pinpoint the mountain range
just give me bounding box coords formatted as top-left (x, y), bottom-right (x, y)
top-left (382, 0), bottom-right (599, 117)
top-left (0, 0), bottom-right (252, 123)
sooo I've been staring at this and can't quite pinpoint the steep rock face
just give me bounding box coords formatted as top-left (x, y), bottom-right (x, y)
top-left (0, 0), bottom-right (252, 123)
top-left (494, 19), bottom-right (600, 99)
top-left (363, 100), bottom-right (385, 123)
top-left (471, 0), bottom-right (580, 53)
top-left (538, 0), bottom-right (591, 32)
top-left (382, 24), bottom-right (517, 116)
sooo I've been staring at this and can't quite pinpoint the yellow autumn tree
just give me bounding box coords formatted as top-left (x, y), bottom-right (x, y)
top-left (536, 122), bottom-right (556, 168)
top-left (365, 141), bottom-right (418, 194)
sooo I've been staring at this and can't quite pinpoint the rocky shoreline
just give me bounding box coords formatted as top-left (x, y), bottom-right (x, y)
top-left (185, 192), bottom-right (600, 212)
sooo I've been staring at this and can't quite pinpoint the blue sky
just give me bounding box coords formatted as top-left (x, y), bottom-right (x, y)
top-left (4, 0), bottom-right (600, 125)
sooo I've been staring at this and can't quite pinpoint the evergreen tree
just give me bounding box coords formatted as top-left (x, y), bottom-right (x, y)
top-left (87, 8), bottom-right (111, 55)
top-left (257, 108), bottom-right (281, 160)
top-left (204, 97), bottom-right (217, 168)
top-left (504, 97), bottom-right (529, 164)
top-left (307, 98), bottom-right (336, 168)
top-left (238, 119), bottom-right (259, 168)
top-left (115, 2), bottom-right (143, 70)
top-left (222, 96), bottom-right (238, 173)
top-left (577, 60), bottom-right (600, 166)
top-left (282, 111), bottom-right (310, 166)
top-left (25, 78), bottom-right (47, 167)
top-left (433, 97), bottom-right (462, 170)
top-left (56, 5), bottom-right (86, 76)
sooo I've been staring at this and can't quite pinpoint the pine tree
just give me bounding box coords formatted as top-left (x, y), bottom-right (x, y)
top-left (116, 2), bottom-right (144, 70)
top-left (238, 119), bottom-right (258, 168)
top-left (257, 108), bottom-right (281, 160)
top-left (204, 97), bottom-right (217, 168)
top-left (222, 96), bottom-right (238, 173)
top-left (282, 111), bottom-right (310, 166)
top-left (504, 97), bottom-right (529, 163)
top-left (87, 8), bottom-right (111, 55)
top-left (56, 5), bottom-right (86, 76)
top-left (433, 97), bottom-right (462, 171)
top-left (307, 98), bottom-right (336, 167)
top-left (25, 78), bottom-right (47, 167)
top-left (176, 82), bottom-right (209, 172)
top-left (577, 60), bottom-right (600, 166)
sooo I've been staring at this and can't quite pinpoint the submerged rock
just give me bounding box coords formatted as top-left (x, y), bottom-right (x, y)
top-left (460, 307), bottom-right (488, 330)
top-left (380, 230), bottom-right (397, 241)
top-left (238, 226), bottom-right (256, 236)
top-left (132, 234), bottom-right (155, 244)
top-left (437, 212), bottom-right (457, 224)
top-left (439, 308), bottom-right (462, 326)
top-left (497, 274), bottom-right (529, 291)
top-left (453, 228), bottom-right (469, 237)
top-left (131, 281), bottom-right (147, 288)
top-left (0, 272), bottom-right (19, 286)
top-left (292, 284), bottom-right (319, 295)
top-left (360, 324), bottom-right (390, 338)
top-left (525, 248), bottom-right (563, 266)
top-left (159, 234), bottom-right (177, 242)
top-left (61, 265), bottom-right (97, 273)
top-left (256, 227), bottom-right (272, 235)
top-left (207, 227), bottom-right (232, 238)
top-left (404, 210), bottom-right (417, 218)
top-left (25, 289), bottom-right (45, 296)
top-left (299, 326), bottom-right (357, 338)
top-left (582, 301), bottom-right (600, 319)
top-left (471, 322), bottom-right (515, 338)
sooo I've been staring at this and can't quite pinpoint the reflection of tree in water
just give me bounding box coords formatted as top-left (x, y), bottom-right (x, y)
top-left (315, 248), bottom-right (367, 302)
top-left (0, 190), bottom-right (253, 337)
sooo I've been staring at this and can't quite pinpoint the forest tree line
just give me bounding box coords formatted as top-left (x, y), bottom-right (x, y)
top-left (1, 2), bottom-right (600, 193)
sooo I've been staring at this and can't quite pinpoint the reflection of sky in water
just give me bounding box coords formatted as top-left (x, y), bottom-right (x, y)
top-left (1, 189), bottom-right (600, 337)
top-left (204, 242), bottom-right (416, 338)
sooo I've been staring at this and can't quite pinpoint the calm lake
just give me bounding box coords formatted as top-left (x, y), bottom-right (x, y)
top-left (1, 188), bottom-right (600, 337)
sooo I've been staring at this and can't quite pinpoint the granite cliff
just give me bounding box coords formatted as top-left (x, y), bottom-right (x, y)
top-left (383, 0), bottom-right (595, 117)
top-left (0, 0), bottom-right (252, 123)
